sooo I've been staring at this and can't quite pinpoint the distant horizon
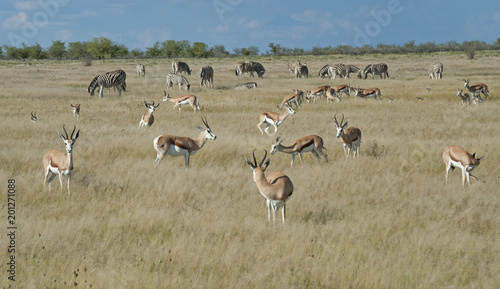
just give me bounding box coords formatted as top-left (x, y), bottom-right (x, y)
top-left (2, 0), bottom-right (500, 54)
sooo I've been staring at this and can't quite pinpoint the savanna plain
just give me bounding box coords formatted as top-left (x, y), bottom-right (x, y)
top-left (1, 51), bottom-right (500, 288)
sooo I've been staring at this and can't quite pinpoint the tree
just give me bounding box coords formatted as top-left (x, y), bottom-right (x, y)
top-left (48, 40), bottom-right (67, 59)
top-left (114, 44), bottom-right (129, 57)
top-left (68, 41), bottom-right (88, 58)
top-left (268, 43), bottom-right (282, 55)
top-left (462, 41), bottom-right (477, 60)
top-left (190, 42), bottom-right (212, 58)
top-left (247, 46), bottom-right (259, 56)
top-left (27, 43), bottom-right (45, 59)
top-left (87, 37), bottom-right (116, 59)
top-left (130, 49), bottom-right (143, 57)
top-left (210, 45), bottom-right (229, 57)
top-left (146, 42), bottom-right (162, 57)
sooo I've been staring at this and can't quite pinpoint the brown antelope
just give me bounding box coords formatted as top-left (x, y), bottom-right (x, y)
top-left (332, 84), bottom-right (351, 98)
top-left (270, 135), bottom-right (328, 167)
top-left (257, 103), bottom-right (296, 136)
top-left (31, 111), bottom-right (37, 122)
top-left (71, 104), bottom-right (80, 120)
top-left (333, 114), bottom-right (362, 158)
top-left (245, 150), bottom-right (294, 224)
top-left (352, 87), bottom-right (382, 100)
top-left (153, 116), bottom-right (216, 169)
top-left (325, 87), bottom-right (341, 103)
top-left (42, 125), bottom-right (80, 194)
top-left (277, 89), bottom-right (303, 109)
top-left (162, 91), bottom-right (200, 112)
top-left (305, 84), bottom-right (330, 102)
top-left (456, 89), bottom-right (471, 106)
top-left (139, 101), bottom-right (160, 129)
top-left (443, 145), bottom-right (484, 186)
top-left (464, 79), bottom-right (489, 100)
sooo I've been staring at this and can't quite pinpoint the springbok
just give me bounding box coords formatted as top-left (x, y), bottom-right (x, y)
top-left (139, 101), bottom-right (160, 129)
top-left (31, 111), bottom-right (37, 122)
top-left (464, 79), bottom-right (489, 100)
top-left (456, 89), bottom-right (471, 106)
top-left (153, 116), bottom-right (216, 169)
top-left (333, 113), bottom-right (362, 158)
top-left (71, 104), bottom-right (80, 120)
top-left (245, 150), bottom-right (294, 224)
top-left (277, 89), bottom-right (303, 109)
top-left (42, 125), bottom-right (80, 194)
top-left (162, 91), bottom-right (200, 112)
top-left (443, 145), bottom-right (484, 186)
top-left (257, 103), bottom-right (296, 136)
top-left (305, 84), bottom-right (330, 102)
top-left (332, 84), bottom-right (351, 98)
top-left (325, 87), bottom-right (341, 103)
top-left (352, 87), bottom-right (382, 100)
top-left (270, 135), bottom-right (328, 167)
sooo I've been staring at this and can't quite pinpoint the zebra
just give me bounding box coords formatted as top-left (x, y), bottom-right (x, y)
top-left (253, 61), bottom-right (266, 77)
top-left (88, 69), bottom-right (126, 98)
top-left (328, 63), bottom-right (348, 79)
top-left (199, 66), bottom-right (214, 87)
top-left (294, 64), bottom-right (308, 78)
top-left (136, 64), bottom-right (145, 77)
top-left (235, 82), bottom-right (258, 90)
top-left (235, 61), bottom-right (265, 78)
top-left (166, 73), bottom-right (190, 91)
top-left (428, 62), bottom-right (443, 80)
top-left (318, 64), bottom-right (331, 78)
top-left (345, 65), bottom-right (362, 79)
top-left (363, 63), bottom-right (389, 79)
top-left (288, 60), bottom-right (301, 74)
top-left (172, 61), bottom-right (192, 75)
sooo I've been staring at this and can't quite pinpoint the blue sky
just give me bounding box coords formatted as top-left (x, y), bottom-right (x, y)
top-left (1, 0), bottom-right (500, 53)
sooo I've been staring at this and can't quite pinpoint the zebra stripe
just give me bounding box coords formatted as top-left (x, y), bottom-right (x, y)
top-left (166, 74), bottom-right (190, 91)
top-left (428, 62), bottom-right (443, 80)
top-left (88, 69), bottom-right (126, 98)
top-left (235, 61), bottom-right (265, 78)
top-left (318, 64), bottom-right (331, 78)
top-left (136, 64), bottom-right (145, 77)
top-left (294, 64), bottom-right (308, 78)
top-left (328, 63), bottom-right (348, 79)
top-left (345, 65), bottom-right (362, 79)
top-left (199, 66), bottom-right (214, 87)
top-left (363, 63), bottom-right (389, 79)
top-left (172, 61), bottom-right (192, 75)
top-left (235, 82), bottom-right (258, 90)
top-left (288, 60), bottom-right (301, 74)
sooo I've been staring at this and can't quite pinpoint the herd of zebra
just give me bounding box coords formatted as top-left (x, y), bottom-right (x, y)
top-left (290, 60), bottom-right (389, 80)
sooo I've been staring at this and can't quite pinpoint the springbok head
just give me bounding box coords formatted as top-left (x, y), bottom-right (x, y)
top-left (58, 125), bottom-right (80, 153)
top-left (245, 150), bottom-right (270, 181)
top-left (270, 136), bottom-right (285, 155)
top-left (145, 100), bottom-right (160, 112)
top-left (196, 116), bottom-right (217, 140)
top-left (333, 113), bottom-right (348, 138)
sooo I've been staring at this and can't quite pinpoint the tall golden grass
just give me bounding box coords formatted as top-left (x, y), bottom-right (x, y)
top-left (1, 52), bottom-right (500, 288)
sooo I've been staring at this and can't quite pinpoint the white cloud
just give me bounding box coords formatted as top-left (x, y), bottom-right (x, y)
top-left (15, 1), bottom-right (37, 10)
top-left (291, 10), bottom-right (318, 23)
top-left (246, 19), bottom-right (259, 29)
top-left (58, 29), bottom-right (72, 40)
top-left (493, 10), bottom-right (500, 22)
top-left (2, 12), bottom-right (27, 30)
top-left (214, 24), bottom-right (230, 33)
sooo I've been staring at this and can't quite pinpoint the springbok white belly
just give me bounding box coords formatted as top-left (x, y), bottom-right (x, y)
top-left (167, 145), bottom-right (199, 156)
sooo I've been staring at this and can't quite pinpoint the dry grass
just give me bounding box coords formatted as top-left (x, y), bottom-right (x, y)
top-left (1, 52), bottom-right (500, 288)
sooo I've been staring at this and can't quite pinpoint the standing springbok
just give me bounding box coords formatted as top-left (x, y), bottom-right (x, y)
top-left (464, 79), bottom-right (489, 100)
top-left (443, 145), bottom-right (484, 186)
top-left (138, 101), bottom-right (160, 129)
top-left (245, 150), bottom-right (294, 224)
top-left (332, 84), bottom-right (351, 98)
top-left (333, 114), bottom-right (362, 158)
top-left (352, 87), bottom-right (382, 100)
top-left (154, 116), bottom-right (216, 169)
top-left (456, 89), bottom-right (471, 106)
top-left (162, 91), bottom-right (200, 112)
top-left (71, 104), bottom-right (80, 120)
top-left (42, 125), bottom-right (80, 194)
top-left (305, 84), bottom-right (330, 102)
top-left (257, 103), bottom-right (296, 136)
top-left (270, 135), bottom-right (328, 167)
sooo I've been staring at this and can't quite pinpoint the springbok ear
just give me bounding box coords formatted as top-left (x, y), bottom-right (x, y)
top-left (343, 121), bottom-right (349, 128)
top-left (195, 126), bottom-right (204, 131)
top-left (245, 157), bottom-right (255, 168)
top-left (73, 130), bottom-right (80, 141)
top-left (58, 131), bottom-right (66, 140)
top-left (263, 158), bottom-right (271, 170)
top-left (472, 152), bottom-right (477, 158)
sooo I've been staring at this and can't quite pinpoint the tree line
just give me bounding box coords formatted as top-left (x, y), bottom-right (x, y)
top-left (2, 37), bottom-right (500, 60)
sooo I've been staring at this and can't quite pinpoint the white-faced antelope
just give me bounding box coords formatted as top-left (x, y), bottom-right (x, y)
top-left (456, 89), bottom-right (471, 106)
top-left (162, 91), bottom-right (200, 112)
top-left (257, 103), bottom-right (296, 136)
top-left (31, 111), bottom-right (37, 122)
top-left (305, 84), bottom-right (330, 103)
top-left (277, 89), bottom-right (303, 109)
top-left (443, 145), bottom-right (484, 186)
top-left (333, 113), bottom-right (362, 158)
top-left (139, 101), bottom-right (160, 129)
top-left (270, 135), bottom-right (328, 167)
top-left (71, 104), bottom-right (80, 120)
top-left (464, 79), bottom-right (489, 100)
top-left (153, 116), bottom-right (216, 169)
top-left (245, 150), bottom-right (294, 224)
top-left (352, 87), bottom-right (382, 100)
top-left (42, 125), bottom-right (80, 194)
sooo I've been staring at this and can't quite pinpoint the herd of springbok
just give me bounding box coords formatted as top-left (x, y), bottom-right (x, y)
top-left (39, 59), bottom-right (487, 223)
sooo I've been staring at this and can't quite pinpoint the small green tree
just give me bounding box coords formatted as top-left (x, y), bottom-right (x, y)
top-left (48, 40), bottom-right (67, 59)
top-left (146, 42), bottom-right (162, 57)
top-left (87, 37), bottom-right (116, 59)
top-left (68, 41), bottom-right (88, 58)
top-left (462, 41), bottom-right (477, 60)
top-left (130, 49), bottom-right (143, 57)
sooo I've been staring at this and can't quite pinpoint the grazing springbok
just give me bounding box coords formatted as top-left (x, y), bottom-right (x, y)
top-left (333, 114), bottom-right (362, 158)
top-left (138, 101), bottom-right (160, 129)
top-left (245, 150), bottom-right (294, 224)
top-left (153, 116), bottom-right (216, 169)
top-left (305, 84), bottom-right (330, 102)
top-left (71, 104), bottom-right (80, 120)
top-left (464, 79), bottom-right (489, 100)
top-left (456, 89), bottom-right (471, 106)
top-left (42, 125), bottom-right (80, 194)
top-left (332, 84), bottom-right (351, 98)
top-left (277, 89), bottom-right (303, 109)
top-left (162, 91), bottom-right (200, 112)
top-left (270, 135), bottom-right (328, 167)
top-left (352, 87), bottom-right (382, 100)
top-left (443, 145), bottom-right (484, 186)
top-left (325, 87), bottom-right (341, 103)
top-left (31, 111), bottom-right (37, 122)
top-left (257, 103), bottom-right (296, 136)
